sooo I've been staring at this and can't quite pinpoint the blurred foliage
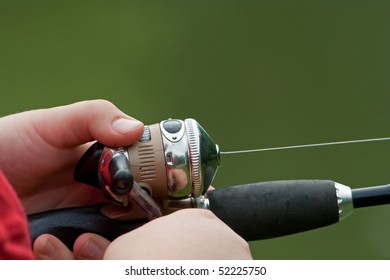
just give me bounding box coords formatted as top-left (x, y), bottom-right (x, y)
top-left (1, 0), bottom-right (390, 259)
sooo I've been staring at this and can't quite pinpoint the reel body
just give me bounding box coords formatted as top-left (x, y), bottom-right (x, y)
top-left (74, 118), bottom-right (220, 219)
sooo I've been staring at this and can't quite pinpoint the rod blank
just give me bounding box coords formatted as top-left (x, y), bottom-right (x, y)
top-left (352, 184), bottom-right (390, 208)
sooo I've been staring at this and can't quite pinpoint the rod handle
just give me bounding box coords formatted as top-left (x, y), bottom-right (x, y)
top-left (207, 180), bottom-right (340, 241)
top-left (28, 204), bottom-right (147, 250)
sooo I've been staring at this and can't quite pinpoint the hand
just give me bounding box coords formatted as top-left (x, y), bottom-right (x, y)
top-left (103, 209), bottom-right (253, 260)
top-left (0, 99), bottom-right (144, 214)
top-left (34, 209), bottom-right (252, 260)
top-left (0, 100), bottom-right (144, 259)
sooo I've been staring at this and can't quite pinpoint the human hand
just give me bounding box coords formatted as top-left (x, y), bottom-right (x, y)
top-left (0, 100), bottom-right (144, 259)
top-left (103, 209), bottom-right (253, 260)
top-left (0, 99), bottom-right (144, 214)
top-left (34, 209), bottom-right (252, 260)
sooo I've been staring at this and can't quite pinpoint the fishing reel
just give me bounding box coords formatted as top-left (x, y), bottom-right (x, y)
top-left (74, 118), bottom-right (220, 220)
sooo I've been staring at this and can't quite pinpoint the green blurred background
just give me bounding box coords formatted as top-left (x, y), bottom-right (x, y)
top-left (1, 0), bottom-right (390, 259)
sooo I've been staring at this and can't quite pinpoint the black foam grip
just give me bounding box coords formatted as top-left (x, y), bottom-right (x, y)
top-left (28, 204), bottom-right (148, 250)
top-left (207, 180), bottom-right (339, 241)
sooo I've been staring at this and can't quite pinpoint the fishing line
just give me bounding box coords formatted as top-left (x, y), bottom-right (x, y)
top-left (220, 137), bottom-right (390, 155)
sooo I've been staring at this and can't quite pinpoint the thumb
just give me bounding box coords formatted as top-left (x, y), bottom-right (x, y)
top-left (31, 99), bottom-right (144, 148)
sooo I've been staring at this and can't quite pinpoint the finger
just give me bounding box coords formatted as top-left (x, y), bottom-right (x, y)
top-left (33, 234), bottom-right (75, 260)
top-left (73, 233), bottom-right (111, 260)
top-left (30, 99), bottom-right (144, 148)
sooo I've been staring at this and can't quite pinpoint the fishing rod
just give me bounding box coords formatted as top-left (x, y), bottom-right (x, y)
top-left (28, 118), bottom-right (390, 248)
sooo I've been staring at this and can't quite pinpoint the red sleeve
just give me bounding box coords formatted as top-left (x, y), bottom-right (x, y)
top-left (0, 170), bottom-right (34, 259)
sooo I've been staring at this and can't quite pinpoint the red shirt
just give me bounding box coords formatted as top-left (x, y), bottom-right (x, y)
top-left (0, 170), bottom-right (34, 259)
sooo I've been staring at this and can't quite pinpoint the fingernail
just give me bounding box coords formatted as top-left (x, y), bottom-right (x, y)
top-left (79, 239), bottom-right (101, 260)
top-left (112, 118), bottom-right (142, 134)
top-left (39, 238), bottom-right (56, 258)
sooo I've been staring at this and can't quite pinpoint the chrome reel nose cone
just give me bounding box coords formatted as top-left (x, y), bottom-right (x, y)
top-left (185, 119), bottom-right (220, 197)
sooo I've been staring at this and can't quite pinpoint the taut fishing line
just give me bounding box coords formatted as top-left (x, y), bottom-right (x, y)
top-left (220, 137), bottom-right (390, 155)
